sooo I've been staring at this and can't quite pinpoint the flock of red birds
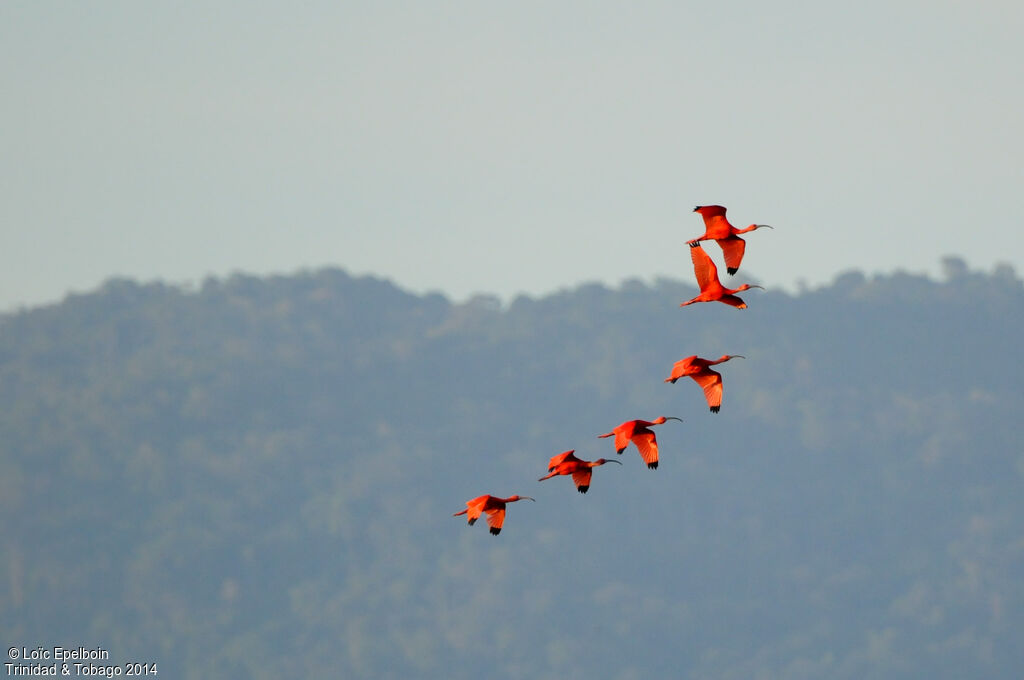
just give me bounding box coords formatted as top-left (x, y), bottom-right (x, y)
top-left (454, 205), bottom-right (773, 535)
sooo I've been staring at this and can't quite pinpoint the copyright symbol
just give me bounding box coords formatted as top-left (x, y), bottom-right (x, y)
top-left (9, 647), bottom-right (19, 659)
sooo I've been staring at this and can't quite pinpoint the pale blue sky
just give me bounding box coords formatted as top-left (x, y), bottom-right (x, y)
top-left (3, 1), bottom-right (1022, 311)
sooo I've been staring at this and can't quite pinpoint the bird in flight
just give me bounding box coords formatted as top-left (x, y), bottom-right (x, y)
top-left (453, 494), bottom-right (535, 535)
top-left (538, 449), bottom-right (622, 493)
top-left (665, 354), bottom-right (745, 413)
top-left (680, 243), bottom-right (764, 309)
top-left (688, 205), bottom-right (773, 275)
top-left (597, 417), bottom-right (683, 469)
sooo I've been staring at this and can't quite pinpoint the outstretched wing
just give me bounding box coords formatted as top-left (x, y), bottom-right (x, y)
top-left (689, 243), bottom-right (719, 291)
top-left (631, 430), bottom-right (660, 469)
top-left (668, 355), bottom-right (697, 382)
top-left (697, 204), bottom-right (727, 221)
top-left (485, 507), bottom-right (506, 535)
top-left (571, 467), bottom-right (593, 493)
top-left (613, 428), bottom-right (630, 454)
top-left (697, 205), bottom-right (730, 239)
top-left (458, 495), bottom-right (490, 524)
top-left (547, 450), bottom-right (579, 471)
top-left (691, 370), bottom-right (724, 412)
top-left (717, 236), bottom-right (746, 275)
top-left (718, 294), bottom-right (747, 309)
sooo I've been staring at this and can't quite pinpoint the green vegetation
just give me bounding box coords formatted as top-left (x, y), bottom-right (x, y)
top-left (1, 261), bottom-right (1021, 678)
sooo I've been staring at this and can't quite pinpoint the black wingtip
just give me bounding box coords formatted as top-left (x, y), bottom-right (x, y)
top-left (468, 518), bottom-right (477, 525)
top-left (727, 267), bottom-right (738, 275)
top-left (688, 242), bottom-right (700, 249)
top-left (710, 405), bottom-right (720, 413)
top-left (578, 486), bottom-right (589, 494)
top-left (489, 527), bottom-right (501, 535)
top-left (617, 448), bottom-right (626, 454)
top-left (648, 462), bottom-right (658, 470)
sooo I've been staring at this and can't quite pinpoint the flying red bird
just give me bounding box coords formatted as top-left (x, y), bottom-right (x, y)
top-left (537, 449), bottom-right (622, 493)
top-left (597, 417), bottom-right (682, 469)
top-left (688, 205), bottom-right (773, 275)
top-left (665, 354), bottom-right (745, 413)
top-left (680, 243), bottom-right (764, 309)
top-left (453, 494), bottom-right (535, 535)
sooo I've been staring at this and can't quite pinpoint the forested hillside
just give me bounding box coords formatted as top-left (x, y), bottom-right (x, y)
top-left (2, 260), bottom-right (1022, 679)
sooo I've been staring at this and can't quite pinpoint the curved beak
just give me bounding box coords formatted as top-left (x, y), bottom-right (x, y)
top-left (606, 459), bottom-right (623, 465)
top-left (523, 496), bottom-right (536, 502)
top-left (665, 416), bottom-right (684, 423)
top-left (731, 355), bottom-right (746, 360)
top-left (757, 224), bottom-right (774, 230)
top-left (751, 285), bottom-right (765, 290)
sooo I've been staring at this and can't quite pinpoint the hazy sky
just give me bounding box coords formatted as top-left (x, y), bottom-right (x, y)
top-left (3, 1), bottom-right (1022, 312)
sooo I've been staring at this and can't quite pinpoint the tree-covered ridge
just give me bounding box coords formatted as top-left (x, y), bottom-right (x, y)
top-left (1, 261), bottom-right (1022, 679)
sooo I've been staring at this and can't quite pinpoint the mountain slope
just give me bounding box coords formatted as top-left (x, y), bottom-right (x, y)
top-left (1, 263), bottom-right (1022, 679)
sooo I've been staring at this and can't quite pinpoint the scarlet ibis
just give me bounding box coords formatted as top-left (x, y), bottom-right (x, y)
top-left (453, 494), bottom-right (535, 535)
top-left (680, 243), bottom-right (763, 308)
top-left (597, 417), bottom-right (682, 469)
top-left (665, 354), bottom-right (745, 413)
top-left (537, 449), bottom-right (622, 494)
top-left (689, 205), bottom-right (773, 275)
